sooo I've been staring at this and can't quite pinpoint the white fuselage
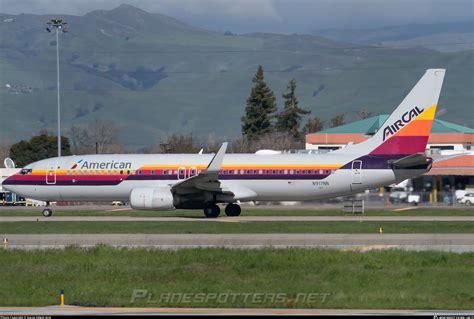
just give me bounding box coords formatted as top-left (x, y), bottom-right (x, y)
top-left (3, 152), bottom-right (419, 203)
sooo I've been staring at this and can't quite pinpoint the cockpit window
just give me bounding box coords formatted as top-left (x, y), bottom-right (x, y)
top-left (20, 169), bottom-right (32, 175)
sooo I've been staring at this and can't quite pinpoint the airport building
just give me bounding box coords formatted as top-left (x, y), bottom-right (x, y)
top-left (306, 116), bottom-right (474, 201)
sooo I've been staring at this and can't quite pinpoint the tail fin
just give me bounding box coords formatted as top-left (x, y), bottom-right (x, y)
top-left (342, 69), bottom-right (445, 156)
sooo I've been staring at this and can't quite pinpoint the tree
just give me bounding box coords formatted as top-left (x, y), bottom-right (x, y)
top-left (303, 116), bottom-right (324, 134)
top-left (241, 65), bottom-right (277, 139)
top-left (147, 134), bottom-right (200, 154)
top-left (0, 144), bottom-right (11, 167)
top-left (10, 133), bottom-right (71, 167)
top-left (275, 79), bottom-right (310, 138)
top-left (357, 107), bottom-right (373, 120)
top-left (230, 132), bottom-right (304, 153)
top-left (68, 119), bottom-right (123, 154)
top-left (330, 113), bottom-right (346, 128)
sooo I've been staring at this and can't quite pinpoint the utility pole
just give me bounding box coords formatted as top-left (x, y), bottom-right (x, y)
top-left (46, 18), bottom-right (68, 158)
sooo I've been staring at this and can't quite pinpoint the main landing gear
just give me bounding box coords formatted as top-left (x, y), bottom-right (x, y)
top-left (203, 203), bottom-right (220, 218)
top-left (202, 203), bottom-right (241, 218)
top-left (224, 203), bottom-right (241, 217)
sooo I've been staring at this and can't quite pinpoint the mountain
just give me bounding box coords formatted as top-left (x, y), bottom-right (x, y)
top-left (315, 21), bottom-right (474, 52)
top-left (0, 5), bottom-right (473, 150)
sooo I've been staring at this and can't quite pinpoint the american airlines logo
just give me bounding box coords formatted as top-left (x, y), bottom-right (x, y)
top-left (71, 159), bottom-right (132, 170)
top-left (382, 106), bottom-right (424, 141)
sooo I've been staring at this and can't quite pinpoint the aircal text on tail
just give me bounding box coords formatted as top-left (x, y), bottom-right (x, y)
top-left (382, 106), bottom-right (424, 141)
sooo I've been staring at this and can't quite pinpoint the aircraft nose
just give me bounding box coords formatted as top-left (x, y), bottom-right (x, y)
top-left (2, 175), bottom-right (16, 192)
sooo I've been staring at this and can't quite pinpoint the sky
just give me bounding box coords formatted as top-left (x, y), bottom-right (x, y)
top-left (0, 0), bottom-right (473, 33)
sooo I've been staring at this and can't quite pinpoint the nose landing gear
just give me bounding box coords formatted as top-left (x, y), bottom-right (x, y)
top-left (42, 208), bottom-right (53, 217)
top-left (41, 202), bottom-right (53, 217)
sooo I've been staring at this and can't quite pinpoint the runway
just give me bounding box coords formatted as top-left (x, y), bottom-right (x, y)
top-left (3, 233), bottom-right (473, 252)
top-left (1, 215), bottom-right (473, 222)
top-left (0, 306), bottom-right (471, 316)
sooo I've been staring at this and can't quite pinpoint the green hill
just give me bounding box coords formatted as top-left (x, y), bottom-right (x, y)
top-left (0, 4), bottom-right (472, 149)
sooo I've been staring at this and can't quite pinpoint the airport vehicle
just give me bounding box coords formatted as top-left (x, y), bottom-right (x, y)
top-left (458, 193), bottom-right (474, 206)
top-left (389, 180), bottom-right (420, 205)
top-left (3, 69), bottom-right (448, 217)
top-left (0, 191), bottom-right (26, 206)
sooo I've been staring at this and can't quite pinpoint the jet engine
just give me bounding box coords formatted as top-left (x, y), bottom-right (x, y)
top-left (130, 187), bottom-right (175, 210)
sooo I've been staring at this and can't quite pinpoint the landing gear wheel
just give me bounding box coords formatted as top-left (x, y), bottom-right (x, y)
top-left (225, 203), bottom-right (241, 217)
top-left (203, 204), bottom-right (220, 218)
top-left (42, 208), bottom-right (53, 217)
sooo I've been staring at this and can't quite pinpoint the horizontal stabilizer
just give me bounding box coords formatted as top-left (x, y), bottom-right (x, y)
top-left (389, 153), bottom-right (431, 169)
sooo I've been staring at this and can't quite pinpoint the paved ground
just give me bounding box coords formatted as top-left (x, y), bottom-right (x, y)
top-left (3, 233), bottom-right (473, 252)
top-left (1, 215), bottom-right (473, 222)
top-left (0, 306), bottom-right (472, 316)
top-left (2, 203), bottom-right (471, 211)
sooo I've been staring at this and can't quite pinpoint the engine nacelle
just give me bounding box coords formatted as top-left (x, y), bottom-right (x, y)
top-left (130, 187), bottom-right (175, 210)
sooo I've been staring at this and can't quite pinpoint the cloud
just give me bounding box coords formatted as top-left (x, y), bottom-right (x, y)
top-left (0, 0), bottom-right (472, 33)
top-left (153, 0), bottom-right (281, 22)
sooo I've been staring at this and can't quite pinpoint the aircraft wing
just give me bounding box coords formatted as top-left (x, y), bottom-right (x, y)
top-left (171, 142), bottom-right (231, 195)
top-left (431, 152), bottom-right (471, 163)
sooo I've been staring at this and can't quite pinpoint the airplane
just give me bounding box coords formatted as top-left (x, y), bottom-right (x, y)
top-left (3, 69), bottom-right (446, 218)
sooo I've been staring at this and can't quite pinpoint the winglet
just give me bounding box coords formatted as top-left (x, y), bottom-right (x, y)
top-left (206, 142), bottom-right (228, 173)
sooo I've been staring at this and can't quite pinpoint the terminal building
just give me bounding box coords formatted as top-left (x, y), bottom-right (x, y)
top-left (306, 116), bottom-right (474, 201)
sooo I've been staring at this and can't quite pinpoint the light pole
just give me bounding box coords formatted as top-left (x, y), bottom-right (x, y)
top-left (46, 18), bottom-right (68, 158)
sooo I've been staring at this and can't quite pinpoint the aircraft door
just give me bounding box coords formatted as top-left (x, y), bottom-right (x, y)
top-left (178, 167), bottom-right (187, 180)
top-left (46, 161), bottom-right (57, 185)
top-left (351, 160), bottom-right (362, 184)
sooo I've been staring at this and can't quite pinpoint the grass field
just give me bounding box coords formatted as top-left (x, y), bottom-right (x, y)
top-left (0, 208), bottom-right (472, 217)
top-left (1, 221), bottom-right (473, 234)
top-left (0, 247), bottom-right (472, 309)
